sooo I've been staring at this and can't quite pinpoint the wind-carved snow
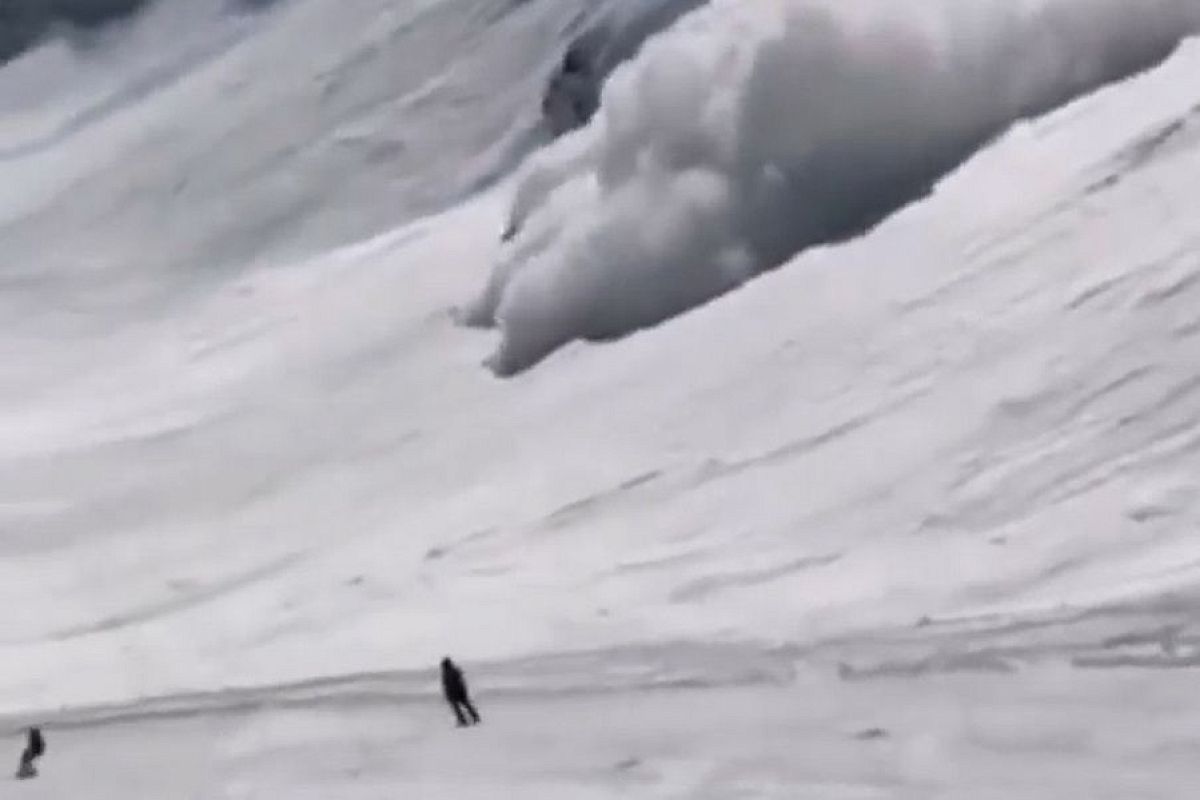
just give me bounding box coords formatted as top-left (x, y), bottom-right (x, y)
top-left (469, 0), bottom-right (1200, 374)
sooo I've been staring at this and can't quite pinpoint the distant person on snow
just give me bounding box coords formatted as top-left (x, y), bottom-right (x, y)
top-left (15, 726), bottom-right (44, 780)
top-left (440, 657), bottom-right (481, 727)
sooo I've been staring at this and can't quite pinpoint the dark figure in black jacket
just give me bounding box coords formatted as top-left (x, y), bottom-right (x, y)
top-left (440, 657), bottom-right (481, 727)
top-left (16, 726), bottom-right (44, 779)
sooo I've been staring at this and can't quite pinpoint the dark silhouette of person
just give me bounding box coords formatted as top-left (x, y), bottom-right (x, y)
top-left (440, 657), bottom-right (481, 727)
top-left (15, 726), bottom-right (44, 779)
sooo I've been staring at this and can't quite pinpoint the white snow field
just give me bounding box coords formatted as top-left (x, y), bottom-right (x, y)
top-left (3, 0), bottom-right (1200, 796)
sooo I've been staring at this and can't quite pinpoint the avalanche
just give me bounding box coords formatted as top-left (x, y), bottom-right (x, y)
top-left (2, 0), bottom-right (1200, 797)
top-left (471, 0), bottom-right (1200, 374)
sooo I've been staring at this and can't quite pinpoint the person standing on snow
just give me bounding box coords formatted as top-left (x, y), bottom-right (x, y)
top-left (440, 657), bottom-right (481, 727)
top-left (15, 726), bottom-right (44, 779)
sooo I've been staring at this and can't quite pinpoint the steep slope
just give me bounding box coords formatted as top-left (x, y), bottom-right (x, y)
top-left (0, 0), bottom-right (588, 324)
top-left (3, 31), bottom-right (1200, 718)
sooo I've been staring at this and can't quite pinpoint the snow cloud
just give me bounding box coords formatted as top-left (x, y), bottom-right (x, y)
top-left (467, 0), bottom-right (1200, 374)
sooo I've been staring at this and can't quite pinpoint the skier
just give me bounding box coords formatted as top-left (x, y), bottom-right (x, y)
top-left (440, 657), bottom-right (481, 727)
top-left (15, 726), bottom-right (44, 780)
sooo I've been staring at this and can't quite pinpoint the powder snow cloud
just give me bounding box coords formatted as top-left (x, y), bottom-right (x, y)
top-left (467, 0), bottom-right (1200, 374)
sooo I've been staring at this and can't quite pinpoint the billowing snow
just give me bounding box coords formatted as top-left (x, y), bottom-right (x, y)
top-left (472, 0), bottom-right (1200, 373)
top-left (2, 0), bottom-right (1200, 796)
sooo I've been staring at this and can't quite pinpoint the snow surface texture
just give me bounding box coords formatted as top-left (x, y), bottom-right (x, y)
top-left (12, 670), bottom-right (1200, 799)
top-left (3, 0), bottom-right (1200, 794)
top-left (0, 0), bottom-right (592, 314)
top-left (472, 0), bottom-right (1200, 374)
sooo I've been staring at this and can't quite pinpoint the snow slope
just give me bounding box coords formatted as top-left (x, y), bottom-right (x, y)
top-left (14, 669), bottom-right (1200, 799)
top-left (2, 3), bottom-right (1200, 794)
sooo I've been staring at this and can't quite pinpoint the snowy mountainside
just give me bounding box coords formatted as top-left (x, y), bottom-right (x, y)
top-left (0, 0), bottom-right (1199, 726)
top-left (0, 0), bottom-right (586, 322)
